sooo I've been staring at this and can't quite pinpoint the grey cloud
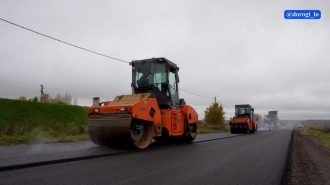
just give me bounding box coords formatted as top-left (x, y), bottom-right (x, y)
top-left (0, 0), bottom-right (329, 120)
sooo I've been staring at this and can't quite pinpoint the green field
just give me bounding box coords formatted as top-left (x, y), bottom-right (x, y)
top-left (0, 98), bottom-right (89, 145)
top-left (301, 127), bottom-right (330, 151)
top-left (197, 125), bottom-right (230, 134)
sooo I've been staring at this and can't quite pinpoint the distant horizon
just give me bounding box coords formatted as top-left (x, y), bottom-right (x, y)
top-left (1, 97), bottom-right (328, 121)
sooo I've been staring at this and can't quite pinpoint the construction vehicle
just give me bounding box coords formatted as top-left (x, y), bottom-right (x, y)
top-left (229, 104), bottom-right (258, 133)
top-left (263, 111), bottom-right (279, 128)
top-left (87, 57), bottom-right (198, 149)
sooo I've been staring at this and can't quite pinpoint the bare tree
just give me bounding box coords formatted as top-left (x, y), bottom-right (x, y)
top-left (40, 93), bottom-right (51, 102)
top-left (62, 93), bottom-right (72, 104)
top-left (73, 98), bottom-right (78, 105)
top-left (53, 93), bottom-right (63, 102)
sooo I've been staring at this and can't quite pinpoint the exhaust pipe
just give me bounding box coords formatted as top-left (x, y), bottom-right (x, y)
top-left (93, 97), bottom-right (100, 106)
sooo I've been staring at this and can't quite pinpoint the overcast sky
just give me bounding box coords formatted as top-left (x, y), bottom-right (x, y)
top-left (0, 0), bottom-right (329, 120)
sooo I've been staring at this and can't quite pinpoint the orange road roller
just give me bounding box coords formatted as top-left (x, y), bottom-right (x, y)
top-left (229, 104), bottom-right (258, 134)
top-left (87, 57), bottom-right (198, 149)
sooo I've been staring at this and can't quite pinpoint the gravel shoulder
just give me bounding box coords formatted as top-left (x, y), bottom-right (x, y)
top-left (281, 129), bottom-right (330, 185)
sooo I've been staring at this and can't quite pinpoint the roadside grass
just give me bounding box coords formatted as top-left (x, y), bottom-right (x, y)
top-left (0, 123), bottom-right (90, 146)
top-left (0, 98), bottom-right (89, 146)
top-left (197, 124), bottom-right (230, 134)
top-left (301, 127), bottom-right (330, 151)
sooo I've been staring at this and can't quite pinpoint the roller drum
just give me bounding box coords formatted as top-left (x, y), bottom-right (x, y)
top-left (88, 115), bottom-right (154, 149)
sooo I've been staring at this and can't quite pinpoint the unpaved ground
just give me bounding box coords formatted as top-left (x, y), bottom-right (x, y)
top-left (281, 129), bottom-right (330, 185)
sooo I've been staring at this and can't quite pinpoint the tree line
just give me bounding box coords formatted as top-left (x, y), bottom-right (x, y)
top-left (18, 92), bottom-right (78, 105)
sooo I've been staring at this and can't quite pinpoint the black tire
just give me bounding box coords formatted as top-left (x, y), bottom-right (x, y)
top-left (154, 127), bottom-right (170, 144)
top-left (154, 137), bottom-right (164, 142)
top-left (250, 125), bottom-right (255, 133)
top-left (183, 121), bottom-right (197, 143)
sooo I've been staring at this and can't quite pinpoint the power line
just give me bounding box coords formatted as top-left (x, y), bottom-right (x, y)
top-left (0, 17), bottom-right (232, 109)
top-left (179, 88), bottom-right (232, 110)
top-left (0, 18), bottom-right (129, 64)
top-left (217, 101), bottom-right (232, 110)
top-left (179, 88), bottom-right (213, 99)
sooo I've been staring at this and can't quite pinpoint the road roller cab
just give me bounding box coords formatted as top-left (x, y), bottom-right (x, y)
top-left (229, 104), bottom-right (258, 134)
top-left (87, 57), bottom-right (198, 149)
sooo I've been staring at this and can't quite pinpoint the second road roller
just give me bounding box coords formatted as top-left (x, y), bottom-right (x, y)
top-left (87, 57), bottom-right (198, 149)
top-left (229, 104), bottom-right (258, 134)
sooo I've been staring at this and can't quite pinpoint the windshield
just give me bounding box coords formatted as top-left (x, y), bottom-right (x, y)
top-left (134, 62), bottom-right (168, 90)
top-left (134, 62), bottom-right (152, 88)
top-left (235, 106), bottom-right (250, 116)
top-left (236, 107), bottom-right (246, 116)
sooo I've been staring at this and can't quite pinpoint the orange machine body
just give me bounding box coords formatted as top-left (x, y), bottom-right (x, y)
top-left (229, 117), bottom-right (257, 131)
top-left (87, 57), bottom-right (199, 149)
top-left (88, 96), bottom-right (198, 138)
top-left (228, 104), bottom-right (258, 134)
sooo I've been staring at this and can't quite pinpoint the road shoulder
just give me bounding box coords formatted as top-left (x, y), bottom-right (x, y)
top-left (281, 129), bottom-right (330, 185)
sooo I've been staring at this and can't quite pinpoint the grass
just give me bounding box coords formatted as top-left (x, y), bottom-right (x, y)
top-left (0, 98), bottom-right (89, 146)
top-left (197, 124), bottom-right (230, 134)
top-left (0, 98), bottom-right (231, 146)
top-left (301, 127), bottom-right (330, 151)
top-left (0, 132), bottom-right (90, 146)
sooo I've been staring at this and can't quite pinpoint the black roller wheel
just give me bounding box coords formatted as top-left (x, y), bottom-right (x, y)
top-left (183, 121), bottom-right (197, 143)
top-left (250, 125), bottom-right (255, 133)
top-left (246, 125), bottom-right (250, 134)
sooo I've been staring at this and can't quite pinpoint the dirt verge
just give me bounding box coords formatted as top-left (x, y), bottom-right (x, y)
top-left (281, 129), bottom-right (330, 185)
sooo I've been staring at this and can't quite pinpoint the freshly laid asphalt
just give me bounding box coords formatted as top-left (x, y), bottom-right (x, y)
top-left (0, 128), bottom-right (292, 185)
top-left (0, 132), bottom-right (243, 167)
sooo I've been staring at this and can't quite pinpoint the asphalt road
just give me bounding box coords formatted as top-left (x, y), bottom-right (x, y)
top-left (0, 128), bottom-right (292, 185)
top-left (0, 132), bottom-right (243, 167)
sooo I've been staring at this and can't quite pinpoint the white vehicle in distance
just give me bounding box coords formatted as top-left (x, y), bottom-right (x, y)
top-left (297, 123), bottom-right (304, 128)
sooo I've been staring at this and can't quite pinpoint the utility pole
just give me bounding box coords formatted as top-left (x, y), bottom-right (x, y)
top-left (40, 85), bottom-right (44, 102)
top-left (214, 97), bottom-right (216, 104)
